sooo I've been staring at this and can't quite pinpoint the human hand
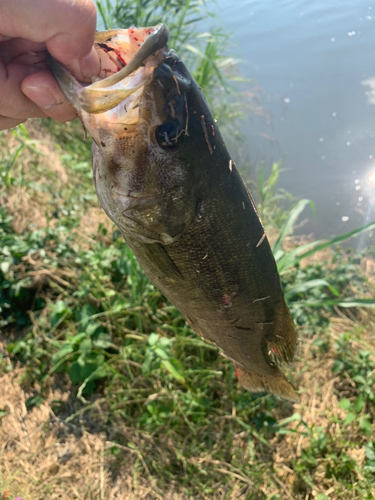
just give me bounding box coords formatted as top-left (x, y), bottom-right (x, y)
top-left (0, 0), bottom-right (100, 130)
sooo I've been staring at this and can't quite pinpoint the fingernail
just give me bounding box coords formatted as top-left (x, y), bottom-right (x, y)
top-left (23, 86), bottom-right (57, 109)
top-left (70, 47), bottom-right (100, 81)
top-left (81, 47), bottom-right (101, 78)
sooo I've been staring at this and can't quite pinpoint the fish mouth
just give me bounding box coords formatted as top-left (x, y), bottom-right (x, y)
top-left (49, 24), bottom-right (169, 115)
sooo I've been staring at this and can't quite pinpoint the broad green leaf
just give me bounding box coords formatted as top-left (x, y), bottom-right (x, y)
top-left (51, 343), bottom-right (74, 362)
top-left (53, 300), bottom-right (68, 314)
top-left (148, 333), bottom-right (159, 346)
top-left (155, 347), bottom-right (170, 361)
top-left (93, 335), bottom-right (112, 349)
top-left (339, 398), bottom-right (351, 410)
top-left (359, 416), bottom-right (372, 436)
top-left (365, 442), bottom-right (375, 461)
top-left (344, 413), bottom-right (357, 425)
top-left (142, 353), bottom-right (152, 375)
top-left (354, 394), bottom-right (364, 413)
top-left (353, 375), bottom-right (367, 385)
top-left (0, 261), bottom-right (10, 274)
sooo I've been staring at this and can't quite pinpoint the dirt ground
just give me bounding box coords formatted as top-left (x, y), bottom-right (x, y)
top-left (0, 367), bottom-right (186, 500)
top-left (2, 314), bottom-right (374, 500)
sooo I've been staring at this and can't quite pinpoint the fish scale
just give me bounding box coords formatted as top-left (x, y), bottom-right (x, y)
top-left (49, 24), bottom-right (299, 401)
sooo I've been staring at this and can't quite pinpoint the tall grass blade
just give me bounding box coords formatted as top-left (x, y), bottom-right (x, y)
top-left (257, 161), bottom-right (282, 205)
top-left (294, 298), bottom-right (375, 308)
top-left (277, 220), bottom-right (375, 273)
top-left (272, 199), bottom-right (315, 256)
top-left (285, 279), bottom-right (340, 300)
top-left (96, 1), bottom-right (110, 30)
top-left (5, 145), bottom-right (25, 187)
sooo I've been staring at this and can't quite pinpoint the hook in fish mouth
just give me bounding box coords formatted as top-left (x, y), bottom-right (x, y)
top-left (49, 23), bottom-right (169, 114)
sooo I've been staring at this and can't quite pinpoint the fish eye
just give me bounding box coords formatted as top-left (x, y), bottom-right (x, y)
top-left (155, 121), bottom-right (185, 152)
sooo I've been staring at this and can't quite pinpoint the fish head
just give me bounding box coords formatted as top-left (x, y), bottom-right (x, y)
top-left (50, 25), bottom-right (207, 245)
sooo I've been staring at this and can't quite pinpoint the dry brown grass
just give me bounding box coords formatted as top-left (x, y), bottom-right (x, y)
top-left (0, 371), bottom-right (191, 500)
top-left (74, 206), bottom-right (114, 251)
top-left (1, 122), bottom-right (112, 242)
top-left (361, 256), bottom-right (375, 286)
top-left (0, 123), bottom-right (69, 233)
top-left (2, 311), bottom-right (375, 500)
top-left (267, 311), bottom-right (375, 500)
top-left (1, 123), bottom-right (375, 499)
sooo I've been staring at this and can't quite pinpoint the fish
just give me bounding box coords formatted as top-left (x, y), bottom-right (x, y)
top-left (49, 24), bottom-right (299, 401)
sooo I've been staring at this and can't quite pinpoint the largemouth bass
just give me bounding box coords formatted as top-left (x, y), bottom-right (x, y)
top-left (50, 24), bottom-right (299, 401)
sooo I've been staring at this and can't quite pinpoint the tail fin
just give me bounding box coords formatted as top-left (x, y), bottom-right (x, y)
top-left (235, 364), bottom-right (300, 402)
top-left (268, 302), bottom-right (299, 365)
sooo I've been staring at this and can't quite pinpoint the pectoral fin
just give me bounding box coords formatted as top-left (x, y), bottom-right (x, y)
top-left (137, 242), bottom-right (182, 280)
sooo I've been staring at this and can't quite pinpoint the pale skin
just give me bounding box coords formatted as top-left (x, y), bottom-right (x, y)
top-left (0, 0), bottom-right (100, 130)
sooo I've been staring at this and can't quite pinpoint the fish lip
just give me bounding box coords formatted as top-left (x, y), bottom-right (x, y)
top-left (89, 23), bottom-right (169, 90)
top-left (47, 54), bottom-right (84, 107)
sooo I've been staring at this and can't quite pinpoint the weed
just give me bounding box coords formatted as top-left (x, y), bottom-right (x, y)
top-left (1, 1), bottom-right (375, 498)
top-left (2, 124), bottom-right (375, 498)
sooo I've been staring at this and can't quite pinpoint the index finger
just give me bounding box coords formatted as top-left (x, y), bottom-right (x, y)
top-left (0, 0), bottom-right (99, 80)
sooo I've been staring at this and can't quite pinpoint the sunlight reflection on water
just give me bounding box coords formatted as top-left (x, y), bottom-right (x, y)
top-left (206, 0), bottom-right (375, 242)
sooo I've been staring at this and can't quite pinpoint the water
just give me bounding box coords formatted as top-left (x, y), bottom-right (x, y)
top-left (206, 0), bottom-right (375, 240)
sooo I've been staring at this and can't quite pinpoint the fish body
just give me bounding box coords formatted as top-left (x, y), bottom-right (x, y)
top-left (50, 25), bottom-right (299, 401)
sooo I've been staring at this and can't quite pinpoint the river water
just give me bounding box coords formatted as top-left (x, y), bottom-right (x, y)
top-left (206, 0), bottom-right (375, 240)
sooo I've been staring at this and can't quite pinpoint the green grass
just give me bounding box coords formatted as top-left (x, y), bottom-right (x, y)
top-left (1, 122), bottom-right (375, 499)
top-left (1, 2), bottom-right (375, 498)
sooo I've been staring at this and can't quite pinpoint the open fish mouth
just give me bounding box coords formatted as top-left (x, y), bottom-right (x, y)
top-left (50, 23), bottom-right (194, 245)
top-left (49, 23), bottom-right (169, 115)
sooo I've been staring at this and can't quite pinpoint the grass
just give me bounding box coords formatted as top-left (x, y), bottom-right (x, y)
top-left (1, 122), bottom-right (375, 500)
top-left (1, 2), bottom-right (375, 498)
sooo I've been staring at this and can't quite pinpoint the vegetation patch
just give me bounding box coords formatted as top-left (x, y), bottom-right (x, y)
top-left (1, 121), bottom-right (375, 499)
top-left (1, 2), bottom-right (375, 498)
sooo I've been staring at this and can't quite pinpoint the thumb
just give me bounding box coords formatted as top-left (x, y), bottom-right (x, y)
top-left (47, 40), bottom-right (100, 82)
top-left (22, 70), bottom-right (78, 122)
top-left (0, 0), bottom-right (100, 81)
